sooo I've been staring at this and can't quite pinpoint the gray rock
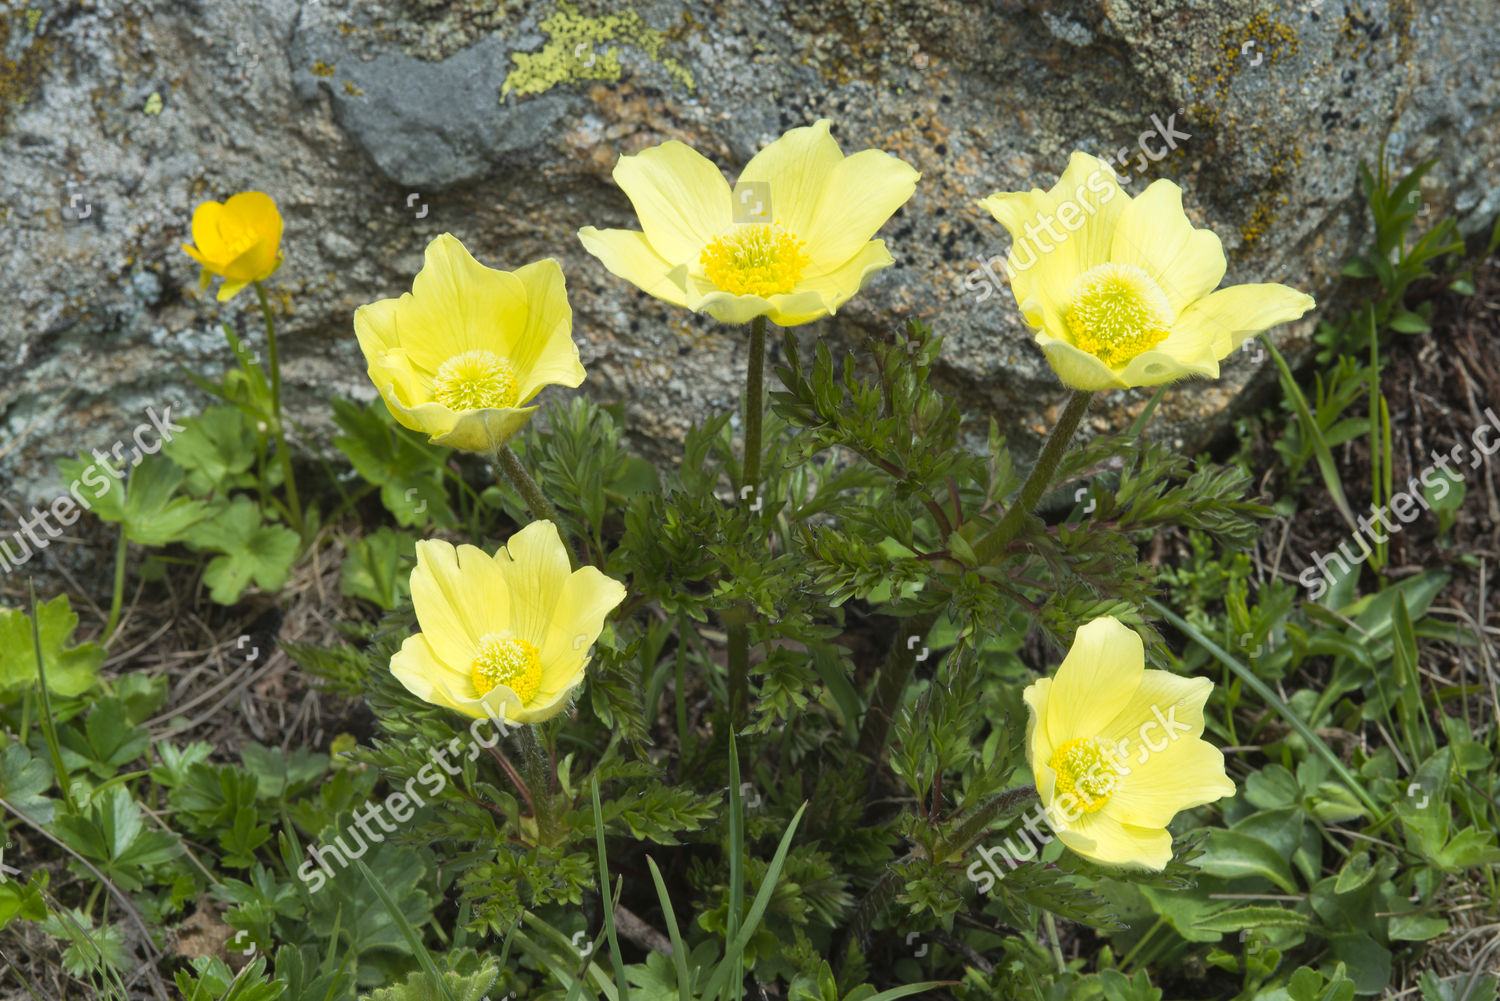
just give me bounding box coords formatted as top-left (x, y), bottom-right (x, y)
top-left (2, 0), bottom-right (1497, 516)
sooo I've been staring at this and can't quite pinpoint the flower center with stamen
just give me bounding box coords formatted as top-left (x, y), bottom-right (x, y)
top-left (432, 349), bottom-right (519, 412)
top-left (470, 630), bottom-right (542, 702)
top-left (214, 220), bottom-right (261, 261)
top-left (699, 224), bottom-right (810, 297)
top-left (1049, 736), bottom-right (1124, 814)
top-left (1065, 262), bottom-right (1174, 368)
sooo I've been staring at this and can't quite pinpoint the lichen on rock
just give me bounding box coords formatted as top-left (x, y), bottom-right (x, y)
top-left (501, 1), bottom-right (693, 100)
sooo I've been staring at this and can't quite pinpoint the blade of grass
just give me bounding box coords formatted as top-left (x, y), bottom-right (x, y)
top-left (860, 986), bottom-right (954, 1001)
top-left (1368, 304), bottom-right (1385, 571)
top-left (27, 581), bottom-right (76, 814)
top-left (1146, 598), bottom-right (1382, 818)
top-left (1126, 385), bottom-right (1170, 437)
top-left (701, 801), bottom-right (808, 1000)
top-left (647, 857), bottom-right (694, 1001)
top-left (1391, 593), bottom-right (1436, 761)
top-left (353, 859), bottom-right (456, 1001)
top-left (517, 918), bottom-right (618, 1001)
top-left (590, 778), bottom-right (631, 1001)
top-left (1265, 340), bottom-right (1360, 534)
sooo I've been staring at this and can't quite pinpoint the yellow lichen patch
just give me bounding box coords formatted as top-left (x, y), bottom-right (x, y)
top-left (1239, 144), bottom-right (1304, 247)
top-left (343, 81), bottom-right (363, 97)
top-left (311, 60), bottom-right (336, 78)
top-left (501, 0), bottom-right (693, 99)
top-left (0, 8), bottom-right (51, 135)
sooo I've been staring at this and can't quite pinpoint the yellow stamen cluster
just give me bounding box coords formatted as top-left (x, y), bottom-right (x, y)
top-left (432, 349), bottom-right (520, 412)
top-left (1065, 262), bottom-right (1174, 368)
top-left (1049, 736), bottom-right (1124, 814)
top-left (699, 224), bottom-right (810, 297)
top-left (470, 630), bottom-right (542, 701)
top-left (213, 222), bottom-right (261, 261)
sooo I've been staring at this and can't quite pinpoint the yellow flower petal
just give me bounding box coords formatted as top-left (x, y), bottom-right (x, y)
top-left (736, 119), bottom-right (844, 254)
top-left (1023, 676), bottom-right (1056, 782)
top-left (613, 140), bottom-right (732, 263)
top-left (737, 120), bottom-right (919, 274)
top-left (1054, 808), bottom-right (1174, 869)
top-left (394, 523), bottom-right (627, 725)
top-left (491, 521), bottom-right (575, 646)
top-left (977, 152), bottom-right (1126, 338)
top-left (509, 257), bottom-right (587, 402)
top-left (353, 296), bottom-right (399, 353)
top-left (1044, 616), bottom-right (1144, 751)
top-left (427, 406), bottom-right (539, 453)
top-left (1108, 179), bottom-right (1226, 315)
top-left (1106, 738), bottom-right (1237, 829)
top-left (1035, 334), bottom-right (1132, 391)
top-left (576, 226), bottom-right (690, 308)
top-left (539, 566), bottom-right (629, 690)
top-left (803, 148), bottom-right (919, 273)
top-left (183, 191), bottom-right (284, 299)
top-left (353, 234), bottom-right (585, 452)
top-left (390, 633), bottom-right (471, 714)
top-left (788, 239), bottom-right (896, 319)
top-left (410, 541), bottom-right (493, 667)
top-left (1096, 670), bottom-right (1212, 748)
top-left (581, 124), bottom-right (915, 325)
top-left (404, 233), bottom-right (530, 371)
top-left (1114, 342), bottom-right (1220, 388)
top-left (1173, 283), bottom-right (1317, 358)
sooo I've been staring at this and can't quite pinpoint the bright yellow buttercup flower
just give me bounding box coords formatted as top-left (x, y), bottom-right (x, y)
top-left (978, 153), bottom-right (1315, 390)
top-left (354, 233), bottom-right (585, 453)
top-left (1022, 616), bottom-right (1235, 869)
top-left (181, 191), bottom-right (284, 301)
top-left (578, 119), bottom-right (920, 326)
top-left (390, 522), bottom-right (627, 724)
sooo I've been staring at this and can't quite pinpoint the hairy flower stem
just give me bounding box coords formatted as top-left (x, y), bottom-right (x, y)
top-left (855, 391), bottom-right (1095, 768)
top-left (516, 725), bottom-right (553, 830)
top-left (971, 390), bottom-right (1095, 564)
top-left (941, 784), bottom-right (1040, 859)
top-left (842, 784), bottom-right (1038, 960)
top-left (494, 444), bottom-right (579, 571)
top-left (253, 282), bottom-right (303, 536)
top-left (727, 315), bottom-right (768, 728)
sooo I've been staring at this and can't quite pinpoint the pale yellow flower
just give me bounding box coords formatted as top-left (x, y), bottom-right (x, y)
top-left (354, 233), bottom-right (585, 453)
top-left (578, 120), bottom-right (919, 326)
top-left (1022, 616), bottom-right (1235, 869)
top-left (978, 153), bottom-right (1315, 390)
top-left (390, 522), bottom-right (626, 724)
top-left (181, 191), bottom-right (283, 301)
